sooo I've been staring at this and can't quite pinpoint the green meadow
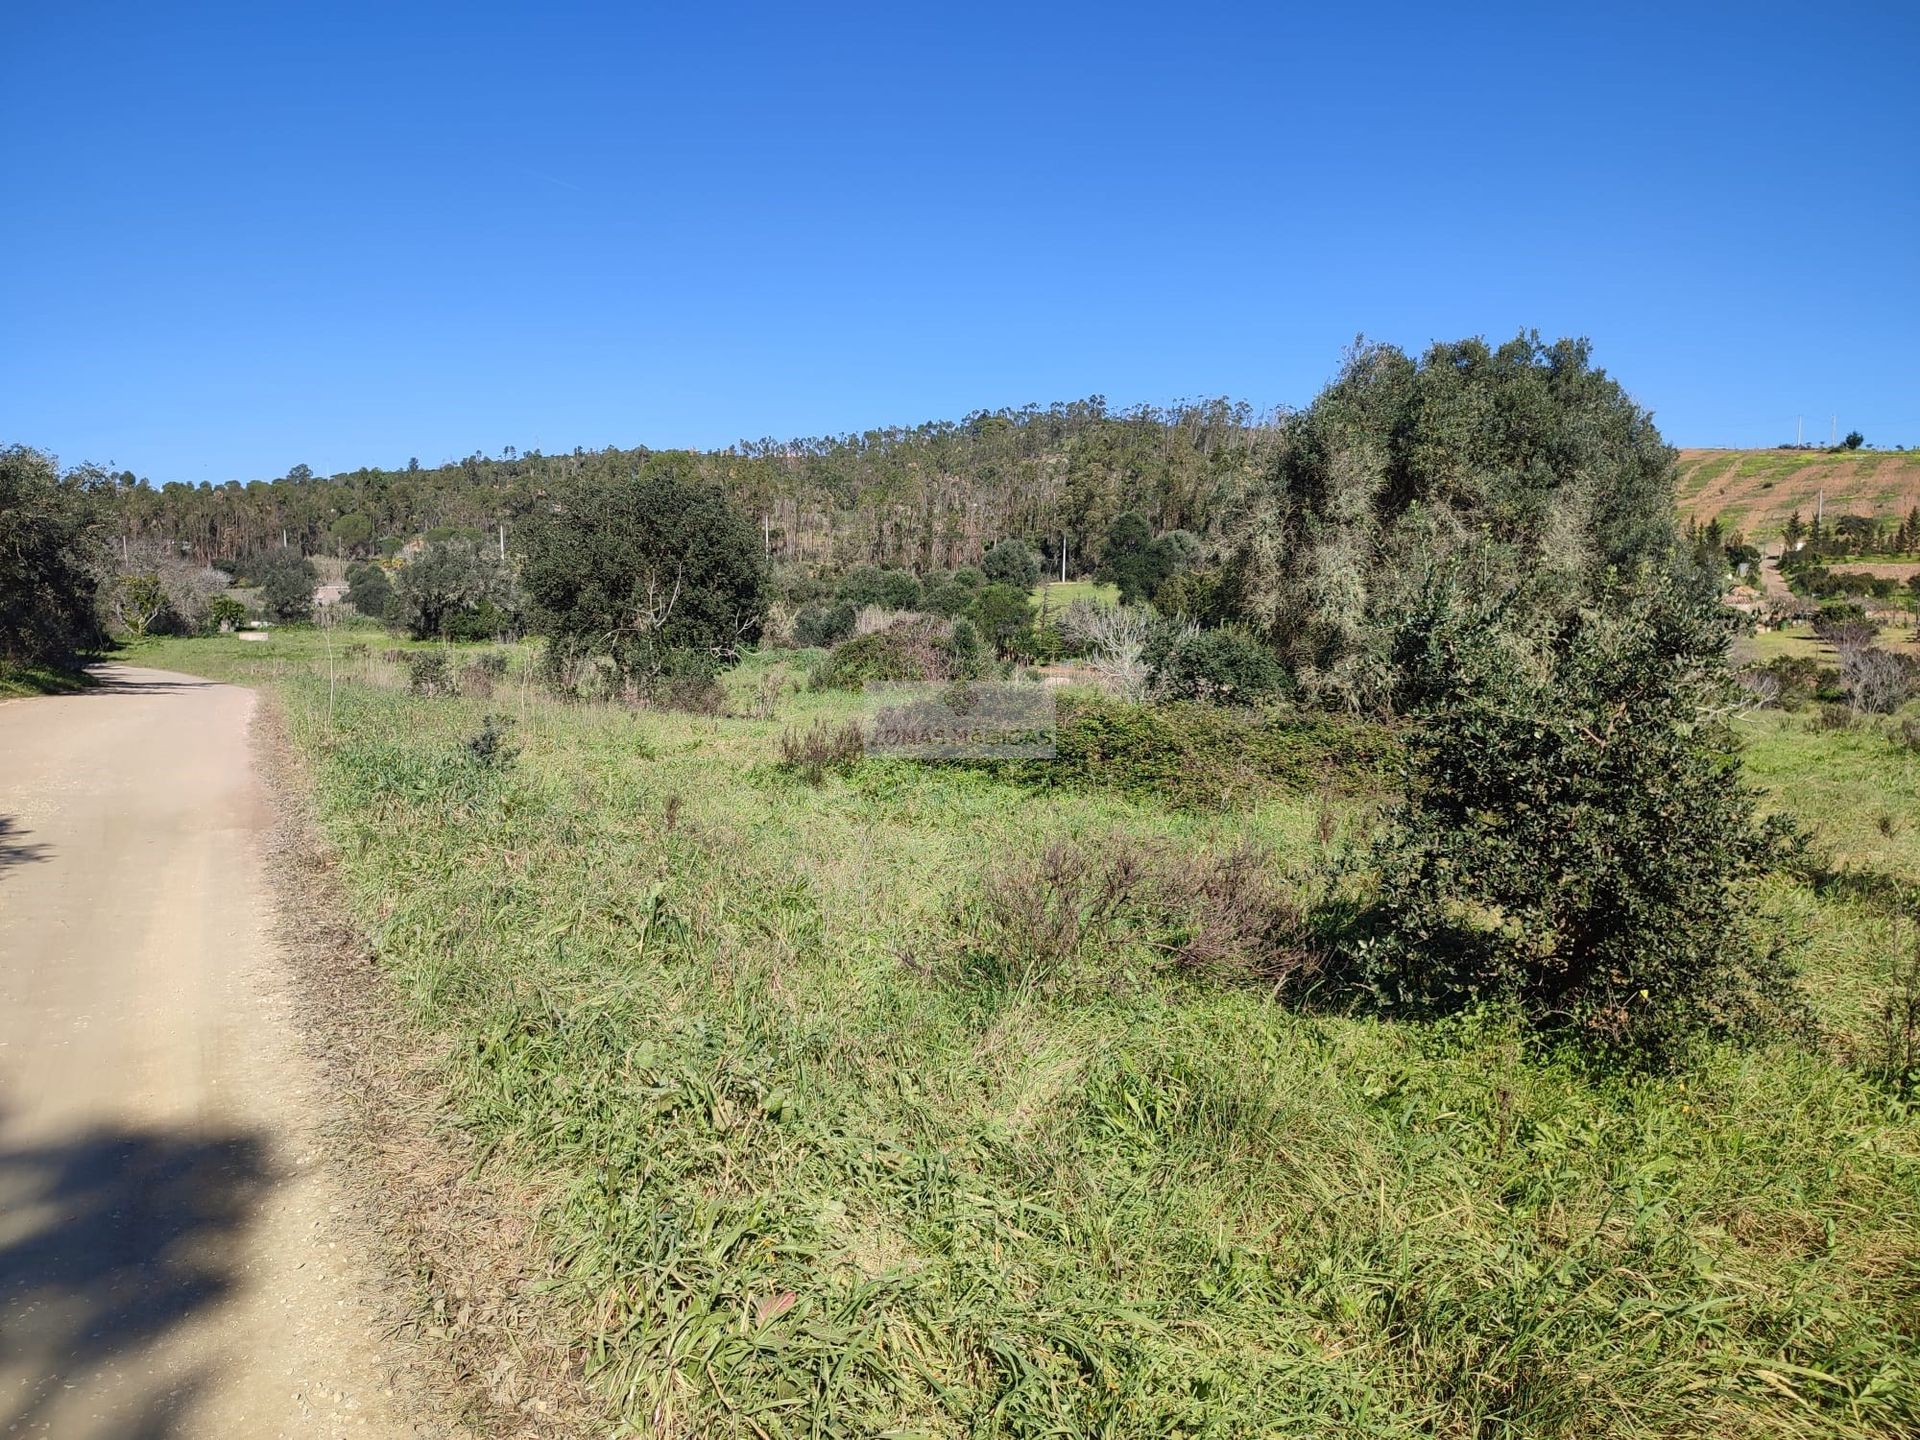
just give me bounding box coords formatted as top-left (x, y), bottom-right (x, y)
top-left (127, 630), bottom-right (1920, 1438)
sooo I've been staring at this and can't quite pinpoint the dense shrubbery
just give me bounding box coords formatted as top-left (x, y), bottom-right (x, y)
top-left (1228, 334), bottom-right (1681, 712)
top-left (1352, 577), bottom-right (1805, 1061)
top-left (809, 616), bottom-right (977, 689)
top-left (231, 548), bottom-right (317, 622)
top-left (1, 445), bottom-right (107, 666)
top-left (1147, 624), bottom-right (1290, 704)
top-left (946, 834), bottom-right (1313, 997)
top-left (1000, 691), bottom-right (1396, 809)
top-left (344, 560), bottom-right (392, 617)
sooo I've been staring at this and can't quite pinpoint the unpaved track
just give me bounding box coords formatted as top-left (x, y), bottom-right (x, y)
top-left (0, 665), bottom-right (425, 1438)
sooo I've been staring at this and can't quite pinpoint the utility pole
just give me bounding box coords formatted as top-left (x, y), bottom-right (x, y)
top-left (1061, 532), bottom-right (1068, 583)
top-left (498, 522), bottom-right (506, 560)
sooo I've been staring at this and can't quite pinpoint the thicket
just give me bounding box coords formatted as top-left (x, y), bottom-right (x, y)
top-left (0, 445), bottom-right (108, 667)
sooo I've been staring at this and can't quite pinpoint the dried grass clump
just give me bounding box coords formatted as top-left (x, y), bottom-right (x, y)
top-left (776, 718), bottom-right (867, 784)
top-left (948, 833), bottom-right (1317, 997)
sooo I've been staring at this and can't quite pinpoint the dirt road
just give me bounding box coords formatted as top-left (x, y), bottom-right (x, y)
top-left (0, 666), bottom-right (427, 1438)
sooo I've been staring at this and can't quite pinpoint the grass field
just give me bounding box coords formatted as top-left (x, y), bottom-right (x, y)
top-left (1033, 578), bottom-right (1120, 611)
top-left (122, 630), bottom-right (1920, 1437)
top-left (1737, 622), bottom-right (1920, 664)
top-left (1678, 449), bottom-right (1920, 541)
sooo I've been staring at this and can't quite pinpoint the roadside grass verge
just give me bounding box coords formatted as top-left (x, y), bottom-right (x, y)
top-left (131, 636), bottom-right (1920, 1437)
top-left (0, 660), bottom-right (97, 698)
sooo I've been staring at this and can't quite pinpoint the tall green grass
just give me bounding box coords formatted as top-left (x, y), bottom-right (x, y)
top-left (132, 634), bottom-right (1920, 1436)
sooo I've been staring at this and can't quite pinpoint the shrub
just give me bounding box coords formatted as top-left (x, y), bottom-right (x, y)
top-left (207, 594), bottom-right (248, 632)
top-left (776, 718), bottom-right (866, 784)
top-left (967, 582), bottom-right (1035, 656)
top-left (390, 537), bottom-right (519, 640)
top-left (463, 713), bottom-right (519, 769)
top-left (792, 601), bottom-right (856, 648)
top-left (1355, 578), bottom-right (1805, 1061)
top-left (835, 566), bottom-right (922, 611)
top-left (1736, 655), bottom-right (1833, 709)
top-left (404, 650), bottom-right (452, 697)
top-left (1838, 643), bottom-right (1917, 715)
top-left (999, 692), bottom-right (1395, 810)
top-left (811, 617), bottom-right (954, 690)
top-left (244, 549), bottom-right (317, 622)
top-left (982, 538), bottom-right (1041, 588)
top-left (1150, 625), bottom-right (1290, 705)
top-left (344, 561), bottom-right (392, 618)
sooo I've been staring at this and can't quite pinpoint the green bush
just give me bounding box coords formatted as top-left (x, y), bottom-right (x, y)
top-left (982, 538), bottom-right (1041, 588)
top-left (792, 601), bottom-right (856, 648)
top-left (0, 446), bottom-right (107, 667)
top-left (997, 692), bottom-right (1395, 810)
top-left (1355, 578), bottom-right (1805, 1061)
top-left (811, 620), bottom-right (945, 690)
top-left (1150, 625), bottom-right (1290, 704)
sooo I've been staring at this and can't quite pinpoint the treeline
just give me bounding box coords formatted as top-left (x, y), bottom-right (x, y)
top-left (107, 397), bottom-right (1282, 573)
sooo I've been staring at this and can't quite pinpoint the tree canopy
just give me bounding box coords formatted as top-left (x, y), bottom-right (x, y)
top-left (518, 457), bottom-right (767, 683)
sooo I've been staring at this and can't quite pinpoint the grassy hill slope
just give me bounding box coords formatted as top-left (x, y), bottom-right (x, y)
top-left (1677, 448), bottom-right (1920, 540)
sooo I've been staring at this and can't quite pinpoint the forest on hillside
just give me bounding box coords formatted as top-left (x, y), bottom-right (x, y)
top-left (104, 397), bottom-right (1283, 575)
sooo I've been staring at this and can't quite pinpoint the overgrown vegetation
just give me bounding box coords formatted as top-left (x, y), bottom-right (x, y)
top-left (127, 630), bottom-right (1920, 1437)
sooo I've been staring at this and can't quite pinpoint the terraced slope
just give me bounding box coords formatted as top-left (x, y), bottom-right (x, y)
top-left (1677, 448), bottom-right (1920, 539)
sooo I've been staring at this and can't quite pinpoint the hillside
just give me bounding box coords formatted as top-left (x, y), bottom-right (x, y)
top-left (1677, 447), bottom-right (1920, 540)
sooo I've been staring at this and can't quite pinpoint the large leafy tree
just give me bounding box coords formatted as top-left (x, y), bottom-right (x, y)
top-left (0, 445), bottom-right (108, 666)
top-left (518, 456), bottom-right (767, 681)
top-left (1229, 333), bottom-right (1680, 711)
top-left (1356, 572), bottom-right (1803, 1061)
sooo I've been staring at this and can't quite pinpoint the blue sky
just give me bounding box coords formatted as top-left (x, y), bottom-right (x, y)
top-left (3, 1), bottom-right (1915, 483)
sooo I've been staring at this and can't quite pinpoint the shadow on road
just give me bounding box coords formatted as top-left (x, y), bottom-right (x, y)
top-left (74, 667), bottom-right (221, 697)
top-left (0, 816), bottom-right (50, 879)
top-left (0, 1117), bottom-right (272, 1437)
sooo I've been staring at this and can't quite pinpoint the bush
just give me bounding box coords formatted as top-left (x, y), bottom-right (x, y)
top-left (835, 566), bottom-right (922, 611)
top-left (1838, 643), bottom-right (1917, 715)
top-left (344, 561), bottom-right (392, 618)
top-left (997, 692), bottom-right (1395, 810)
top-left (207, 594), bottom-right (248, 632)
top-left (389, 538), bottom-right (518, 640)
top-left (811, 617), bottom-right (953, 690)
top-left (1150, 625), bottom-right (1290, 705)
top-left (1355, 578), bottom-right (1805, 1062)
top-left (967, 582), bottom-right (1034, 656)
top-left (518, 456), bottom-right (767, 686)
top-left (404, 650), bottom-right (453, 697)
top-left (1736, 655), bottom-right (1834, 710)
top-left (792, 601), bottom-right (856, 648)
top-left (0, 446), bottom-right (106, 667)
top-left (244, 549), bottom-right (317, 622)
top-left (463, 713), bottom-right (519, 769)
top-left (982, 538), bottom-right (1041, 588)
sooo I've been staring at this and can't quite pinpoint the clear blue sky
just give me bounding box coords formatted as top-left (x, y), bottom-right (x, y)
top-left (3, 1), bottom-right (1915, 483)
